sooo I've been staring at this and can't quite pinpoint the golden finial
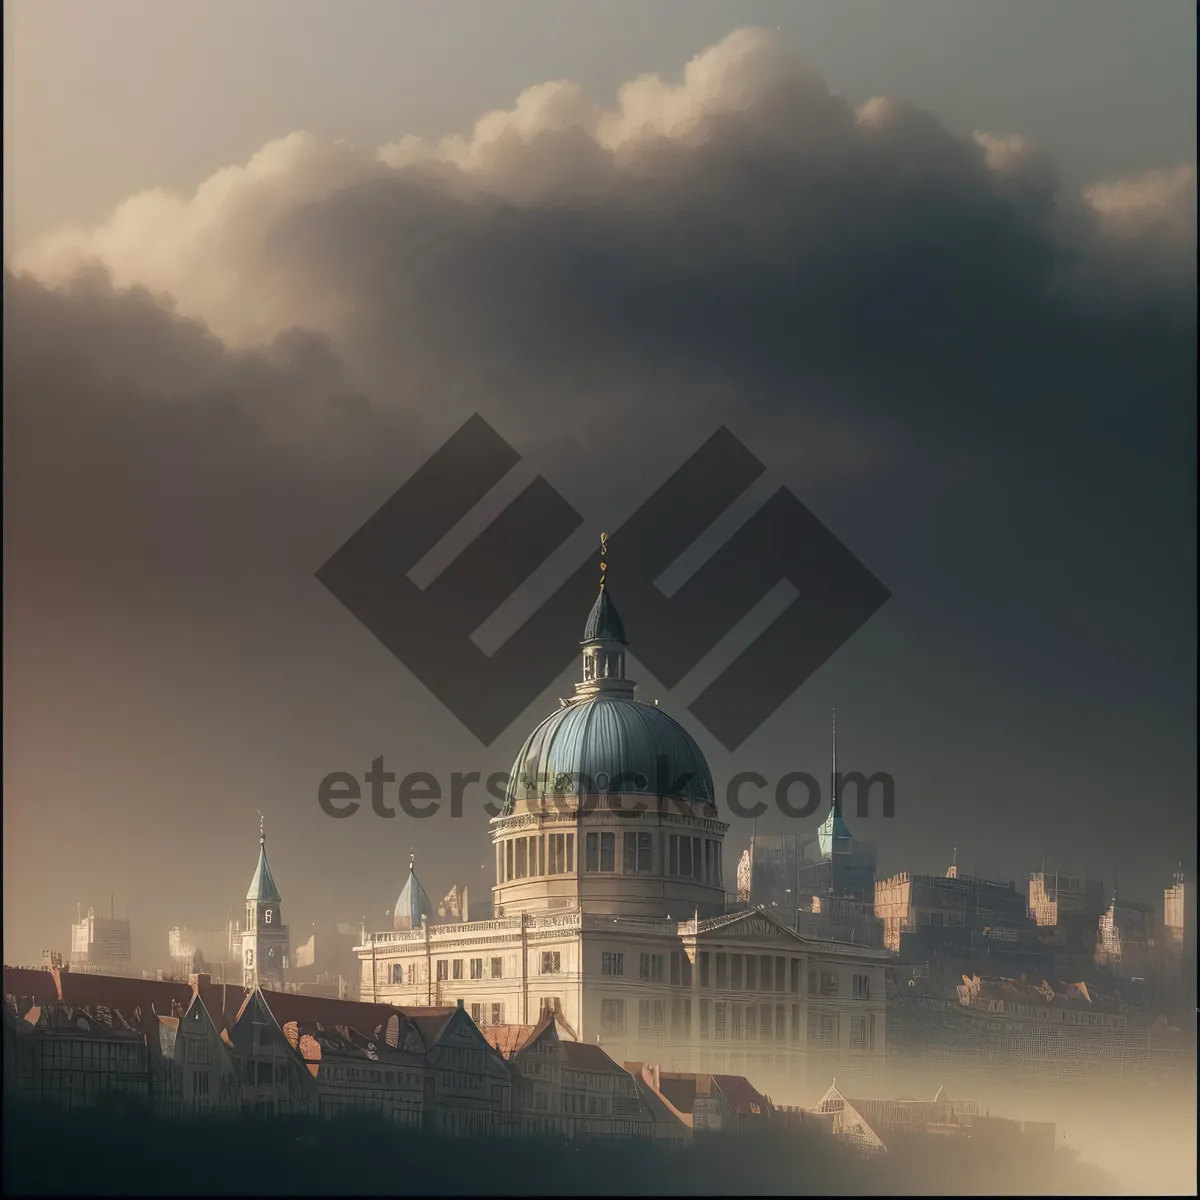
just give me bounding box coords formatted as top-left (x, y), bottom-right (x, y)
top-left (600, 532), bottom-right (608, 589)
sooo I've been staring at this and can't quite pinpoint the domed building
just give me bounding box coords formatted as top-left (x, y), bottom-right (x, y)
top-left (357, 588), bottom-right (888, 1097)
top-left (492, 586), bottom-right (727, 921)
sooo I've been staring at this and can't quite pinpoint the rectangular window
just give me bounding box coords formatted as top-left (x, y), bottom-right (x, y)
top-left (715, 953), bottom-right (728, 989)
top-left (669, 836), bottom-right (679, 877)
top-left (760, 1004), bottom-right (773, 1041)
top-left (600, 833), bottom-right (615, 872)
top-left (775, 1004), bottom-right (786, 1043)
top-left (681, 955), bottom-right (693, 988)
top-left (639, 952), bottom-right (651, 980)
top-left (692, 837), bottom-right (704, 881)
top-left (637, 833), bottom-right (653, 873)
top-left (714, 1000), bottom-right (728, 1040)
top-left (471, 1003), bottom-right (483, 1024)
top-left (745, 955), bottom-right (757, 990)
top-left (760, 956), bottom-right (773, 991)
top-left (790, 1003), bottom-right (801, 1042)
top-left (491, 1003), bottom-right (503, 1025)
top-left (731, 1005), bottom-right (744, 1041)
top-left (670, 952), bottom-right (681, 987)
top-left (602, 952), bottom-right (624, 976)
top-left (452, 959), bottom-right (464, 980)
top-left (515, 840), bottom-right (527, 879)
top-left (850, 1015), bottom-right (866, 1050)
top-left (852, 973), bottom-right (870, 1000)
top-left (745, 1004), bottom-right (757, 1041)
top-left (541, 951), bottom-right (561, 975)
top-left (470, 958), bottom-right (484, 980)
top-left (586, 832), bottom-right (599, 872)
top-left (549, 834), bottom-right (563, 874)
top-left (698, 952), bottom-right (710, 989)
top-left (699, 1000), bottom-right (711, 1039)
top-left (670, 998), bottom-right (691, 1037)
top-left (538, 835), bottom-right (545, 876)
top-left (436, 960), bottom-right (449, 982)
top-left (491, 957), bottom-right (503, 979)
top-left (601, 999), bottom-right (626, 1035)
top-left (650, 954), bottom-right (665, 982)
top-left (731, 954), bottom-right (743, 990)
top-left (638, 999), bottom-right (666, 1038)
top-left (567, 833), bottom-right (574, 872)
top-left (679, 836), bottom-right (692, 878)
top-left (790, 959), bottom-right (800, 994)
top-left (820, 971), bottom-right (839, 997)
top-left (506, 841), bottom-right (514, 881)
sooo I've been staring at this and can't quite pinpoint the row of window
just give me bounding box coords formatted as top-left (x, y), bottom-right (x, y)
top-left (418, 953), bottom-right (871, 999)
top-left (432, 956), bottom-right (507, 983)
top-left (591, 999), bottom-right (876, 1051)
top-left (470, 1002), bottom-right (505, 1026)
top-left (34, 1042), bottom-right (141, 1067)
top-left (499, 831), bottom-right (724, 885)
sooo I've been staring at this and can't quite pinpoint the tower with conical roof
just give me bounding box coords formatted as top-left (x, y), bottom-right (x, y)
top-left (394, 852), bottom-right (433, 931)
top-left (240, 815), bottom-right (289, 990)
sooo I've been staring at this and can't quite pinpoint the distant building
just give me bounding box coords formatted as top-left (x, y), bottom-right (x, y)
top-left (69, 906), bottom-right (132, 975)
top-left (795, 717), bottom-right (878, 913)
top-left (1163, 871), bottom-right (1186, 953)
top-left (740, 835), bottom-right (799, 912)
top-left (290, 922), bottom-right (361, 1001)
top-left (1028, 871), bottom-right (1106, 936)
top-left (1095, 897), bottom-right (1155, 977)
top-left (167, 925), bottom-right (237, 983)
top-left (874, 865), bottom-right (1031, 956)
top-left (438, 885), bottom-right (470, 923)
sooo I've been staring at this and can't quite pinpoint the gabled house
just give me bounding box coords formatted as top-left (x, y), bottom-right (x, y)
top-left (156, 987), bottom-right (238, 1117)
top-left (812, 1083), bottom-right (887, 1155)
top-left (281, 1019), bottom-right (425, 1127)
top-left (623, 1065), bottom-right (771, 1133)
top-left (225, 988), bottom-right (316, 1115)
top-left (485, 1012), bottom-right (649, 1138)
top-left (404, 1002), bottom-right (513, 1136)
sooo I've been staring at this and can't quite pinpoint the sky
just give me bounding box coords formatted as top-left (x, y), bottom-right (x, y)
top-left (3, 1), bottom-right (1196, 969)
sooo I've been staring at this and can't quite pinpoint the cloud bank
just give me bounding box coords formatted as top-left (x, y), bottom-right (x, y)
top-left (4, 30), bottom-right (1195, 950)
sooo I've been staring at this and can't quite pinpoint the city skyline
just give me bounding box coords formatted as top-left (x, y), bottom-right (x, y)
top-left (5, 5), bottom-right (1196, 972)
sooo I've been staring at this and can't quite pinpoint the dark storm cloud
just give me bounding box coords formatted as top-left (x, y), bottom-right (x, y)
top-left (4, 30), bottom-right (1194, 962)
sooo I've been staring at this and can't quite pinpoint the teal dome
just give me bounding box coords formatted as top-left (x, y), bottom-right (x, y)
top-left (502, 694), bottom-right (715, 814)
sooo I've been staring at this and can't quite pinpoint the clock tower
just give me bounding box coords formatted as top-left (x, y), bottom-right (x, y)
top-left (240, 818), bottom-right (289, 990)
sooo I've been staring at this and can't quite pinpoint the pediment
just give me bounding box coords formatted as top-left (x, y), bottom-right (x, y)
top-left (694, 909), bottom-right (802, 945)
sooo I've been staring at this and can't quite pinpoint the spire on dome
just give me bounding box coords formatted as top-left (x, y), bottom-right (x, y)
top-left (246, 820), bottom-right (281, 903)
top-left (394, 853), bottom-right (432, 932)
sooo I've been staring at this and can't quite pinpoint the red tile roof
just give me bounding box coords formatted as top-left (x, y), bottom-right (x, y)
top-left (481, 1023), bottom-right (540, 1059)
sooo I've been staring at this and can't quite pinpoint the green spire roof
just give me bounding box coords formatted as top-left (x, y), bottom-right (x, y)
top-left (246, 838), bottom-right (281, 903)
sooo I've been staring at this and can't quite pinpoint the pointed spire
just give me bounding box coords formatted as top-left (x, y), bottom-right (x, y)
top-left (818, 708), bottom-right (851, 859)
top-left (394, 853), bottom-right (432, 932)
top-left (246, 819), bottom-right (281, 903)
